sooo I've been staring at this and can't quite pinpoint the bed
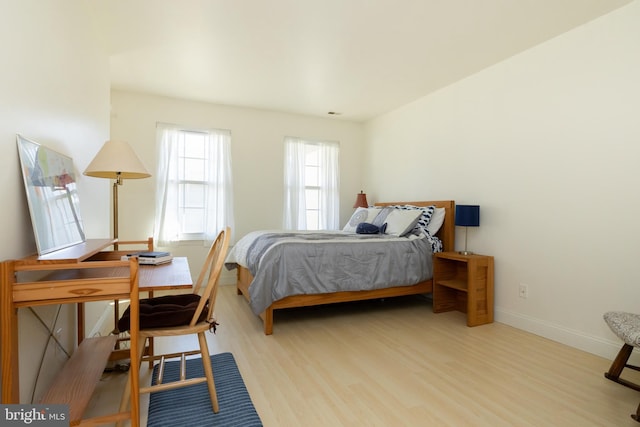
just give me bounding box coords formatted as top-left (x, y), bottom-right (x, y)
top-left (226, 200), bottom-right (455, 334)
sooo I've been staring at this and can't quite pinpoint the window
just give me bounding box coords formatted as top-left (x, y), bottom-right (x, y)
top-left (154, 123), bottom-right (234, 245)
top-left (283, 137), bottom-right (339, 230)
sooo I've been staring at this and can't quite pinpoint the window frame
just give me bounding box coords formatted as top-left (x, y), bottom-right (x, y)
top-left (154, 123), bottom-right (234, 245)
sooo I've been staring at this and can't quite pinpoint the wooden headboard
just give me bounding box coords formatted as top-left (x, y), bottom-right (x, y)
top-left (374, 200), bottom-right (455, 252)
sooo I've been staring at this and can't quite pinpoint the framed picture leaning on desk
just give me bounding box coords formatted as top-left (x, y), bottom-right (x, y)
top-left (16, 134), bottom-right (86, 255)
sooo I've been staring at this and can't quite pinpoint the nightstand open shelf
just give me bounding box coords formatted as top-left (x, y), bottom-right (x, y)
top-left (433, 252), bottom-right (494, 326)
top-left (437, 279), bottom-right (467, 292)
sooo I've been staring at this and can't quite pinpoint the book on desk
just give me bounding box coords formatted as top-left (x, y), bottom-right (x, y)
top-left (121, 251), bottom-right (173, 265)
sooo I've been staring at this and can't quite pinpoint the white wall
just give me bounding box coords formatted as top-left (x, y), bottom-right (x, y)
top-left (0, 1), bottom-right (110, 402)
top-left (110, 90), bottom-right (364, 282)
top-left (364, 1), bottom-right (640, 359)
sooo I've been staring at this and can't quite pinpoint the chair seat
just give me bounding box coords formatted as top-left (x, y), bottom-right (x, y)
top-left (118, 294), bottom-right (207, 331)
top-left (604, 311), bottom-right (640, 347)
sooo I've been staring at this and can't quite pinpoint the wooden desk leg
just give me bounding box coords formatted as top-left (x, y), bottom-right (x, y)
top-left (113, 299), bottom-right (121, 350)
top-left (77, 302), bottom-right (85, 345)
top-left (129, 268), bottom-right (140, 427)
top-left (1, 261), bottom-right (20, 403)
top-left (147, 291), bottom-right (154, 369)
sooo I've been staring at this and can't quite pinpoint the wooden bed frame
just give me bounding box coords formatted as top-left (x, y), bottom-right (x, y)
top-left (236, 200), bottom-right (456, 334)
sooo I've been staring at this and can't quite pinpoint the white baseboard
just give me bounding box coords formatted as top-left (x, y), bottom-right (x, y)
top-left (495, 307), bottom-right (628, 362)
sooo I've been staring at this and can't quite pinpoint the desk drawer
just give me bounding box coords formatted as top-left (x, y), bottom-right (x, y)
top-left (13, 278), bottom-right (131, 306)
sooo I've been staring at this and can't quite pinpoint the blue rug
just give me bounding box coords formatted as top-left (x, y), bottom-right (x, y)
top-left (147, 352), bottom-right (262, 427)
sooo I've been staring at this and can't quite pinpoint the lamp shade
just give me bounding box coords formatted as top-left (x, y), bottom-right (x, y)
top-left (455, 205), bottom-right (480, 227)
top-left (84, 140), bottom-right (151, 179)
top-left (353, 191), bottom-right (369, 208)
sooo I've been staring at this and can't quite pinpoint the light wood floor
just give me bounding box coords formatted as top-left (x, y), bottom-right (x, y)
top-left (89, 284), bottom-right (640, 426)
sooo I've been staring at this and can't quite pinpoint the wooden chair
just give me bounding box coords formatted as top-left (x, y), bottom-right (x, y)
top-left (118, 227), bottom-right (231, 419)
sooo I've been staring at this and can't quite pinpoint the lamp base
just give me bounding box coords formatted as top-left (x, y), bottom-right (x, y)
top-left (458, 227), bottom-right (474, 255)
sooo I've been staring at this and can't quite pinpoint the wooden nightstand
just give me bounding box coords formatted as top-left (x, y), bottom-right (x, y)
top-left (433, 251), bottom-right (494, 326)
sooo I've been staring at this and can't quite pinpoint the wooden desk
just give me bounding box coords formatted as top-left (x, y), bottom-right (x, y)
top-left (85, 250), bottom-right (192, 292)
top-left (0, 240), bottom-right (192, 427)
top-left (139, 257), bottom-right (192, 292)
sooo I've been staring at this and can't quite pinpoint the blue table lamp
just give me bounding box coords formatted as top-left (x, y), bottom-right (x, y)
top-left (455, 205), bottom-right (480, 255)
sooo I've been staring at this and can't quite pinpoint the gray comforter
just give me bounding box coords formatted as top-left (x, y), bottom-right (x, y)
top-left (225, 231), bottom-right (434, 314)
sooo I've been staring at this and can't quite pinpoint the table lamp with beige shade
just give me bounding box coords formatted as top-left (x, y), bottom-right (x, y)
top-left (84, 140), bottom-right (151, 250)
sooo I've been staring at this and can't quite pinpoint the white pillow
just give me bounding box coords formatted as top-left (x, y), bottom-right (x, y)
top-left (426, 207), bottom-right (446, 235)
top-left (343, 207), bottom-right (381, 232)
top-left (381, 209), bottom-right (422, 236)
top-left (402, 204), bottom-right (435, 235)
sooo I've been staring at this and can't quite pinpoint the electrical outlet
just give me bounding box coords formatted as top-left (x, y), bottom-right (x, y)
top-left (518, 284), bottom-right (528, 299)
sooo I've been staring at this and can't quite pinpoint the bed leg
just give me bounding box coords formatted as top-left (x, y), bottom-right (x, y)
top-left (263, 308), bottom-right (273, 335)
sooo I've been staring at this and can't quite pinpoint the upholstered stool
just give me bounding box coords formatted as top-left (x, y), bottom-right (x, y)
top-left (604, 311), bottom-right (640, 391)
top-left (604, 311), bottom-right (640, 423)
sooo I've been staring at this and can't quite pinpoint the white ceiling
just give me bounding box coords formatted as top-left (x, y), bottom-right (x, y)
top-left (89, 0), bottom-right (631, 122)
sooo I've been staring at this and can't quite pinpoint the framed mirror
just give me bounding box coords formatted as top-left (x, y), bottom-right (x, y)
top-left (17, 134), bottom-right (85, 255)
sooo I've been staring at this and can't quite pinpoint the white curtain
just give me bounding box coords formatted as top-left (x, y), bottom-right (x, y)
top-left (283, 138), bottom-right (307, 229)
top-left (154, 123), bottom-right (234, 246)
top-left (202, 129), bottom-right (234, 243)
top-left (283, 137), bottom-right (339, 230)
top-left (317, 141), bottom-right (340, 229)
